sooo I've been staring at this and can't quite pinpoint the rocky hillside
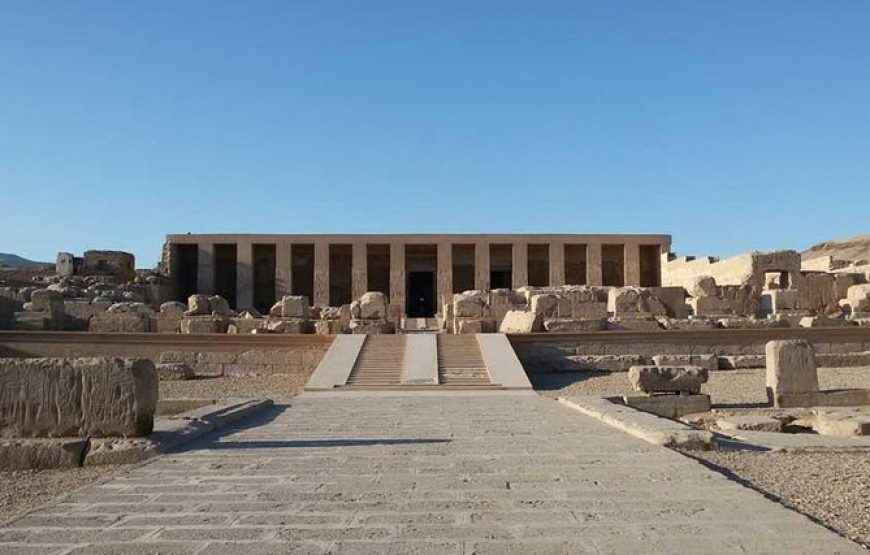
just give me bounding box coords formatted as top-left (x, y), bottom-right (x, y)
top-left (0, 253), bottom-right (51, 268)
top-left (802, 235), bottom-right (870, 263)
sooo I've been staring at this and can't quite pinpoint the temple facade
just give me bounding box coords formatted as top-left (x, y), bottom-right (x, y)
top-left (163, 233), bottom-right (671, 318)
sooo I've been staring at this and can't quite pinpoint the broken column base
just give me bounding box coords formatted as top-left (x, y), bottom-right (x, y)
top-left (622, 393), bottom-right (711, 419)
top-left (774, 389), bottom-right (870, 409)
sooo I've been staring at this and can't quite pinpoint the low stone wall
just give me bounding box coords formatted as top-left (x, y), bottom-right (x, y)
top-left (0, 357), bottom-right (158, 438)
top-left (0, 332), bottom-right (333, 380)
top-left (509, 328), bottom-right (870, 373)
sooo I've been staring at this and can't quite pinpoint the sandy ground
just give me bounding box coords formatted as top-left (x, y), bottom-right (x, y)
top-left (533, 366), bottom-right (870, 407)
top-left (0, 466), bottom-right (118, 523)
top-left (685, 450), bottom-right (870, 548)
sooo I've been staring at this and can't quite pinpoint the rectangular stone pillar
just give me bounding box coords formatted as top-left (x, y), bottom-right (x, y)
top-left (313, 241), bottom-right (329, 307)
top-left (512, 242), bottom-right (528, 289)
top-left (352, 241), bottom-right (367, 300)
top-left (549, 241), bottom-right (565, 286)
top-left (236, 240), bottom-right (254, 310)
top-left (196, 243), bottom-right (214, 295)
top-left (437, 241), bottom-right (452, 315)
top-left (587, 243), bottom-right (603, 286)
top-left (389, 242), bottom-right (405, 321)
top-left (475, 240), bottom-right (490, 291)
top-left (625, 243), bottom-right (640, 286)
top-left (275, 240), bottom-right (291, 300)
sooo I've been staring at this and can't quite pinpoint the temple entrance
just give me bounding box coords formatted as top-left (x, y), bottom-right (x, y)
top-left (407, 271), bottom-right (435, 317)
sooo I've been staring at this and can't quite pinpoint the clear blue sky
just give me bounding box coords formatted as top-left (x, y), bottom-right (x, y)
top-left (2, 1), bottom-right (868, 267)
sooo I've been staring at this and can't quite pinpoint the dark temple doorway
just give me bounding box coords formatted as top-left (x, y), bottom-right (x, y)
top-left (407, 271), bottom-right (435, 317)
top-left (405, 244), bottom-right (437, 318)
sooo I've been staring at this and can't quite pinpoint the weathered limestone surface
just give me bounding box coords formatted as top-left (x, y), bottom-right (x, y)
top-left (622, 393), bottom-right (711, 419)
top-left (765, 340), bottom-right (818, 404)
top-left (499, 310), bottom-right (541, 333)
top-left (156, 363), bottom-right (194, 381)
top-left (0, 438), bottom-right (87, 470)
top-left (351, 291), bottom-right (389, 320)
top-left (0, 393), bottom-right (860, 554)
top-left (628, 365), bottom-right (709, 394)
top-left (0, 357), bottom-right (158, 438)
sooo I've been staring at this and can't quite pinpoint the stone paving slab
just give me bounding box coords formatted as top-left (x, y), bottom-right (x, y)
top-left (0, 392), bottom-right (863, 554)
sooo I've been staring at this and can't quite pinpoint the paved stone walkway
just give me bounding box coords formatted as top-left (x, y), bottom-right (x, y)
top-left (1, 392), bottom-right (863, 554)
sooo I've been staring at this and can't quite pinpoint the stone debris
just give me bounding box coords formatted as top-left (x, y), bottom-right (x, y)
top-left (499, 310), bottom-right (541, 333)
top-left (622, 393), bottom-right (711, 419)
top-left (156, 362), bottom-right (195, 381)
top-left (652, 354), bottom-right (718, 372)
top-left (0, 357), bottom-right (158, 438)
top-left (628, 365), bottom-right (709, 394)
top-left (811, 407), bottom-right (870, 437)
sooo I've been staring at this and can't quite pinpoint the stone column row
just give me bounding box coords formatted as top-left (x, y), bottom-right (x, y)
top-left (193, 239), bottom-right (648, 314)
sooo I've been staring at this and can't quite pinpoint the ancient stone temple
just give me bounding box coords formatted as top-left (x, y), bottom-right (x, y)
top-left (163, 233), bottom-right (671, 317)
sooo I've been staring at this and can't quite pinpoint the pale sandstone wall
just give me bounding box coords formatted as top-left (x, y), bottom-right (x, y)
top-left (662, 251), bottom-right (801, 290)
top-left (0, 357), bottom-right (157, 438)
top-left (0, 335), bottom-right (332, 381)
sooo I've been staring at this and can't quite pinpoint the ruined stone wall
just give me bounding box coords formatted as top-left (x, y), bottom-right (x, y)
top-left (0, 333), bottom-right (332, 380)
top-left (662, 251), bottom-right (801, 290)
top-left (82, 251), bottom-right (136, 282)
top-left (509, 329), bottom-right (870, 373)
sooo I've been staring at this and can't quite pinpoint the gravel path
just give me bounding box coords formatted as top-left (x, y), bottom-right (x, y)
top-left (0, 467), bottom-right (118, 524)
top-left (685, 450), bottom-right (870, 548)
top-left (159, 373), bottom-right (308, 402)
top-left (533, 366), bottom-right (869, 407)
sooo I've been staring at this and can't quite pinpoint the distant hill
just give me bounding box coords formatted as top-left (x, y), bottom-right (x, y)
top-left (802, 235), bottom-right (870, 263)
top-left (0, 253), bottom-right (52, 268)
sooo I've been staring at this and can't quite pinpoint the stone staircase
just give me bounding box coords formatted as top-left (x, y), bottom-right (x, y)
top-left (307, 333), bottom-right (532, 391)
top-left (345, 335), bottom-right (406, 387)
top-left (437, 335), bottom-right (492, 386)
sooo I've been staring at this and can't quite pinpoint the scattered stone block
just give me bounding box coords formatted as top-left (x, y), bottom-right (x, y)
top-left (83, 438), bottom-right (157, 466)
top-left (719, 354), bottom-right (766, 369)
top-left (499, 310), bottom-right (541, 333)
top-left (349, 320), bottom-right (393, 334)
top-left (186, 294), bottom-right (212, 315)
top-left (271, 295), bottom-right (310, 318)
top-left (652, 354), bottom-right (718, 372)
top-left (0, 438), bottom-right (88, 470)
top-left (0, 357), bottom-right (158, 438)
top-left (622, 394), bottom-right (711, 419)
top-left (543, 318), bottom-right (607, 332)
top-left (765, 340), bottom-right (818, 406)
top-left (453, 291), bottom-right (486, 318)
top-left (180, 315), bottom-right (229, 334)
top-left (811, 408), bottom-right (870, 437)
top-left (530, 294), bottom-right (559, 318)
top-left (455, 319), bottom-right (483, 334)
top-left (628, 365), bottom-right (709, 394)
top-left (607, 287), bottom-right (667, 319)
top-left (350, 291), bottom-right (389, 320)
top-left (714, 414), bottom-right (784, 433)
top-left (156, 363), bottom-right (194, 381)
top-left (208, 295), bottom-right (232, 316)
top-left (690, 276), bottom-right (717, 298)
